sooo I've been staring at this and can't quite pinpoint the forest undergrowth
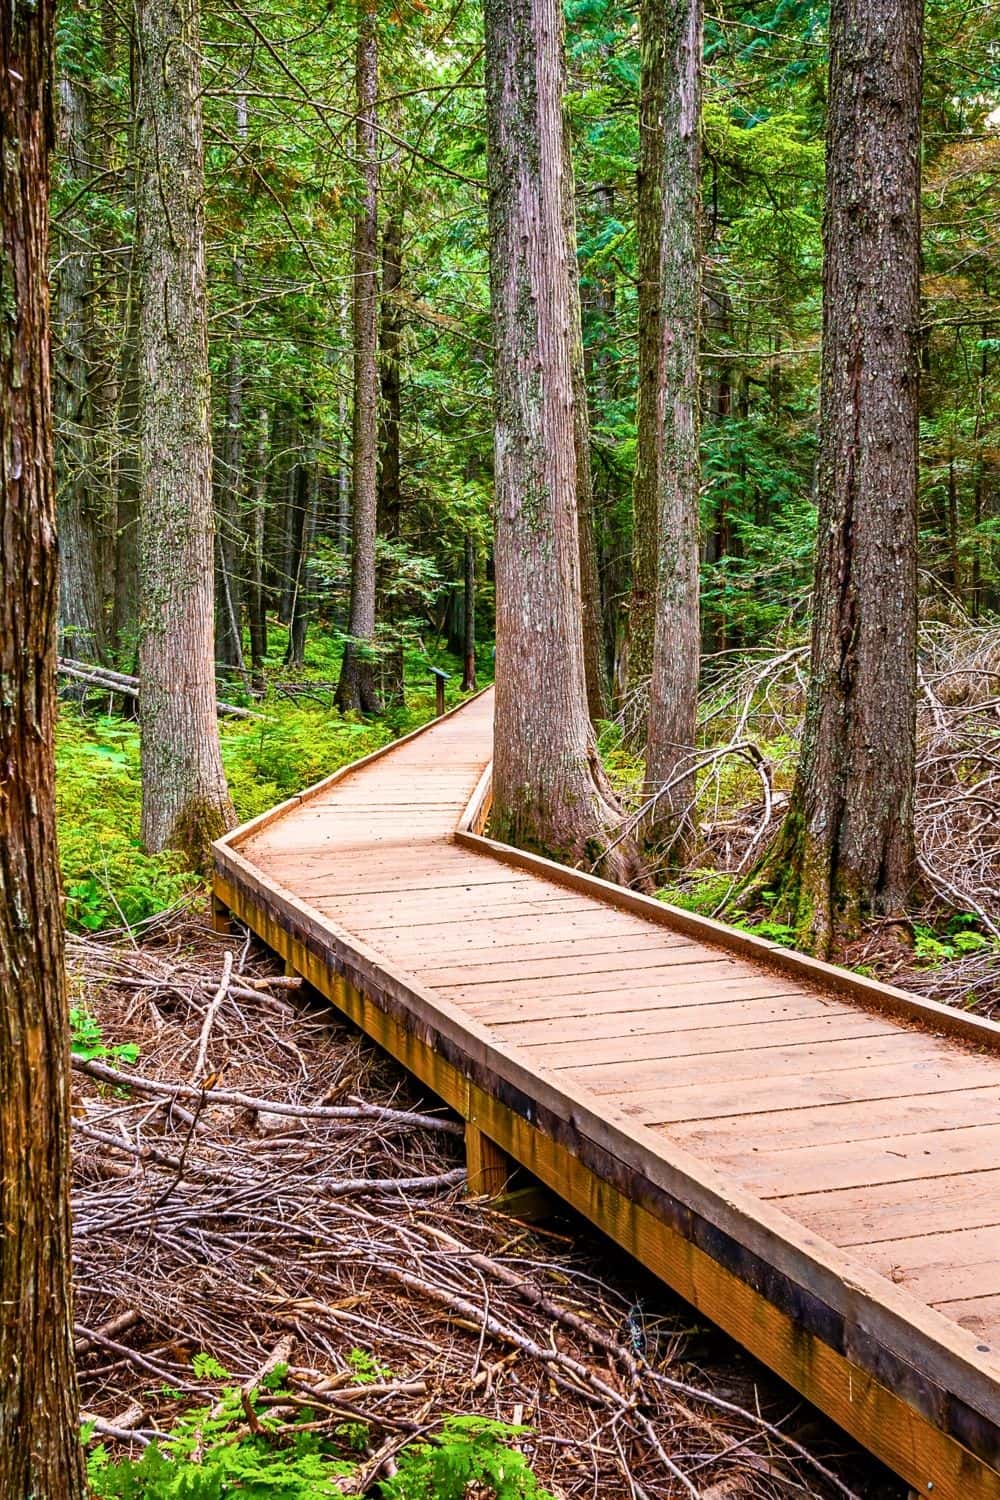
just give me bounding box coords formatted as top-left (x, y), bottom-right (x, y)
top-left (57, 637), bottom-right (472, 933)
top-left (70, 908), bottom-right (902, 1500)
top-left (608, 617), bottom-right (1000, 1014)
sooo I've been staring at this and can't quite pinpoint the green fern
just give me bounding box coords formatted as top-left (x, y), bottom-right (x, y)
top-left (86, 1386), bottom-right (355, 1499)
top-left (382, 1416), bottom-right (555, 1500)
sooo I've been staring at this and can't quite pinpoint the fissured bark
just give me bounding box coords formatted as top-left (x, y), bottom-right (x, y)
top-left (750, 0), bottom-right (922, 955)
top-left (0, 3), bottom-right (87, 1492)
top-left (337, 0), bottom-right (382, 716)
top-left (643, 0), bottom-right (704, 855)
top-left (135, 0), bottom-right (235, 865)
top-left (483, 0), bottom-right (644, 883)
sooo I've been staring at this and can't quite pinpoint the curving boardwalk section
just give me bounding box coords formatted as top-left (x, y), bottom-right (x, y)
top-left (214, 688), bottom-right (1000, 1497)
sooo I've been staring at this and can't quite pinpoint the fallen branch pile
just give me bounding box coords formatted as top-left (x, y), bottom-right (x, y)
top-left (626, 624), bottom-right (1000, 958)
top-left (70, 913), bottom-right (876, 1498)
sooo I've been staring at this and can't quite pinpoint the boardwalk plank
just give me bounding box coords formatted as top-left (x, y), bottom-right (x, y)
top-left (729, 1122), bottom-right (1000, 1198)
top-left (777, 1170), bottom-right (1000, 1245)
top-left (564, 1030), bottom-right (941, 1093)
top-left (663, 1086), bottom-right (1000, 1153)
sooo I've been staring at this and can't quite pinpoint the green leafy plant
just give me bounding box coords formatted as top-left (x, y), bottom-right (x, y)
top-left (382, 1416), bottom-right (555, 1500)
top-left (913, 921), bottom-right (992, 965)
top-left (57, 712), bottom-right (200, 933)
top-left (69, 1007), bottom-right (139, 1066)
top-left (346, 1347), bottom-right (391, 1386)
top-left (744, 918), bottom-right (799, 947)
top-left (657, 871), bottom-right (737, 918)
top-left (86, 1383), bottom-right (355, 1499)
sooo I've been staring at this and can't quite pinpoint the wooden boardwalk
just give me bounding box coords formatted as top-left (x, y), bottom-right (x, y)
top-left (214, 688), bottom-right (1000, 1498)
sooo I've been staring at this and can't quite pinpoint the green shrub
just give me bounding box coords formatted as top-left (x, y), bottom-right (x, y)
top-left (912, 916), bottom-right (993, 965)
top-left (56, 712), bottom-right (200, 933)
top-left (657, 871), bottom-right (737, 917)
top-left (222, 708), bottom-right (397, 822)
top-left (86, 1382), bottom-right (356, 1499)
top-left (86, 1400), bottom-right (551, 1500)
top-left (69, 1006), bottom-right (139, 1065)
top-left (383, 1416), bottom-right (554, 1500)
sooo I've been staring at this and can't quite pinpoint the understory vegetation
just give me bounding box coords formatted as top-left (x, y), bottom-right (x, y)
top-left (603, 619), bottom-right (1000, 1007)
top-left (58, 635), bottom-right (479, 934)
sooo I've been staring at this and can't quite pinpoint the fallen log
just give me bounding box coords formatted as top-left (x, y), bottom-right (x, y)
top-left (58, 659), bottom-right (260, 720)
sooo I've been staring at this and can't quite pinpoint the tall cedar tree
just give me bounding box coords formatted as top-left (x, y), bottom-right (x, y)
top-left (484, 0), bottom-right (642, 880)
top-left (136, 0), bottom-right (234, 864)
top-left (336, 0), bottom-right (382, 714)
top-left (749, 0), bottom-right (922, 954)
top-left (216, 98), bottom-right (249, 675)
top-left (643, 0), bottom-right (703, 849)
top-left (0, 2), bottom-right (87, 1492)
top-left (378, 207), bottom-right (406, 707)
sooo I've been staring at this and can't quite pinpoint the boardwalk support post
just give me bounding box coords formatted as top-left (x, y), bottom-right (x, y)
top-left (465, 1122), bottom-right (552, 1219)
top-left (211, 894), bottom-right (231, 934)
top-left (465, 1122), bottom-right (512, 1198)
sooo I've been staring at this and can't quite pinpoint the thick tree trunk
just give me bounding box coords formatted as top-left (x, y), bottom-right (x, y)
top-left (378, 208), bottom-right (406, 707)
top-left (583, 184), bottom-right (629, 704)
top-left (0, 5), bottom-right (87, 1493)
top-left (462, 531), bottom-right (477, 691)
top-left (135, 0), bottom-right (234, 865)
top-left (750, 0), bottom-right (922, 955)
top-left (483, 0), bottom-right (643, 882)
top-left (643, 0), bottom-right (703, 852)
top-left (216, 93), bottom-right (248, 674)
top-left (54, 64), bottom-right (108, 660)
top-left (336, 0), bottom-right (381, 715)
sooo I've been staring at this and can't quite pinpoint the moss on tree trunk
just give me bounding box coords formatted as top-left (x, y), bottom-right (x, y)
top-left (737, 0), bottom-right (922, 957)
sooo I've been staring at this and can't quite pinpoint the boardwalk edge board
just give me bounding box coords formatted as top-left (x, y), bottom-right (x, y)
top-left (214, 693), bottom-right (1000, 1498)
top-left (458, 769), bottom-right (1000, 1054)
